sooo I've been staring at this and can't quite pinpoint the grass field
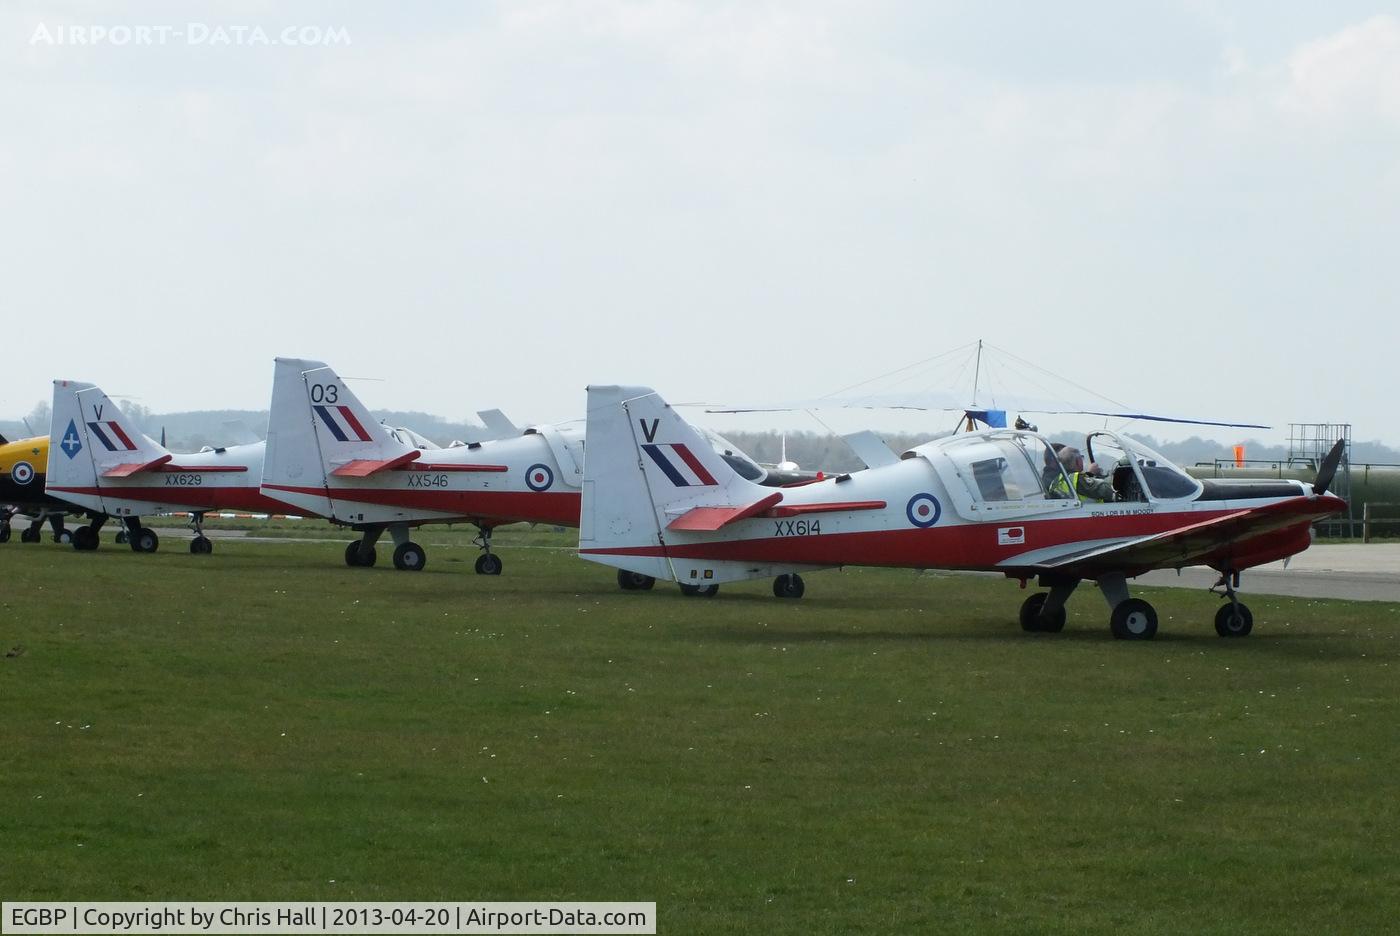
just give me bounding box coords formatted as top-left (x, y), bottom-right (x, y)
top-left (2, 536), bottom-right (1398, 934)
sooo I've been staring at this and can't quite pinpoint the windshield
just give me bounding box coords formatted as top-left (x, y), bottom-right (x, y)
top-left (1087, 431), bottom-right (1200, 500)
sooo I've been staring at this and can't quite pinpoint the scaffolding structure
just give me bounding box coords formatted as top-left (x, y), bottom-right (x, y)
top-left (1288, 423), bottom-right (1353, 535)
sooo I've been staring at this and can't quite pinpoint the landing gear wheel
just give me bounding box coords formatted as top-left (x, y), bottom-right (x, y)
top-left (0, 525), bottom-right (9, 544)
top-left (115, 530), bottom-right (128, 545)
top-left (130, 528), bottom-right (159, 554)
top-left (344, 542), bottom-right (377, 567)
top-left (56, 529), bottom-right (72, 545)
top-left (72, 526), bottom-right (99, 551)
top-left (190, 536), bottom-right (214, 555)
top-left (393, 541), bottom-right (427, 572)
top-left (20, 526), bottom-right (39, 544)
top-left (1214, 602), bottom-right (1254, 638)
top-left (1019, 592), bottom-right (1066, 633)
top-left (679, 583), bottom-right (719, 598)
top-left (1110, 598), bottom-right (1158, 640)
top-left (617, 569), bottom-right (656, 591)
top-left (773, 574), bottom-right (805, 599)
top-left (475, 553), bottom-right (503, 576)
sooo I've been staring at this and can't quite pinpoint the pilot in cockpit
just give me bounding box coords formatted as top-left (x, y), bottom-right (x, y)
top-left (1050, 446), bottom-right (1117, 502)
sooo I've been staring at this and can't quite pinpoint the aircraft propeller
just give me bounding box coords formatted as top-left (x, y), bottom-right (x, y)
top-left (1313, 438), bottom-right (1347, 495)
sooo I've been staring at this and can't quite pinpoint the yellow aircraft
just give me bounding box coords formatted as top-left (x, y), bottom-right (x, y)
top-left (0, 434), bottom-right (77, 543)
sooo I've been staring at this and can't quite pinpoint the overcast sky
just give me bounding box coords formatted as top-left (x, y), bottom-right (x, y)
top-left (2, 1), bottom-right (1396, 447)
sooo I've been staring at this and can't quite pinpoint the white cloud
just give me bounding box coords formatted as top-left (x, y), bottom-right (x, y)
top-left (1280, 14), bottom-right (1400, 125)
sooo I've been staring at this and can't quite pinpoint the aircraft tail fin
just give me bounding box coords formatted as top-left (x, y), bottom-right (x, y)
top-left (263, 358), bottom-right (409, 515)
top-left (47, 380), bottom-right (169, 500)
top-left (580, 385), bottom-right (762, 580)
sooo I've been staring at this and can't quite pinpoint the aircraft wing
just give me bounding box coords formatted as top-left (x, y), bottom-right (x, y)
top-left (1007, 497), bottom-right (1345, 576)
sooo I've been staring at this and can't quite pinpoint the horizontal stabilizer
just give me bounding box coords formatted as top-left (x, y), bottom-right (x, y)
top-left (768, 500), bottom-right (886, 518)
top-left (668, 491), bottom-right (783, 531)
top-left (408, 462), bottom-right (508, 473)
top-left (102, 455), bottom-right (173, 478)
top-left (331, 451), bottom-right (421, 477)
top-left (163, 463), bottom-right (248, 473)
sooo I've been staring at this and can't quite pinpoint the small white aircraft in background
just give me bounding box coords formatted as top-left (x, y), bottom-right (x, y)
top-left (578, 385), bottom-right (1347, 640)
top-left (45, 380), bottom-right (311, 553)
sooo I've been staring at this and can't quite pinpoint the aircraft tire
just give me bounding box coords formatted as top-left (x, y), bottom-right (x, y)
top-left (130, 528), bottom-right (159, 554)
top-left (20, 526), bottom-right (39, 544)
top-left (345, 542), bottom-right (363, 567)
top-left (773, 574), bottom-right (805, 599)
top-left (1214, 602), bottom-right (1253, 638)
top-left (0, 525), bottom-right (9, 544)
top-left (72, 526), bottom-right (100, 551)
top-left (393, 541), bottom-right (427, 572)
top-left (617, 569), bottom-right (655, 591)
top-left (115, 529), bottom-right (128, 545)
top-left (1018, 593), bottom-right (1066, 633)
top-left (679, 583), bottom-right (719, 598)
top-left (475, 553), bottom-right (503, 575)
top-left (190, 536), bottom-right (214, 555)
top-left (56, 529), bottom-right (72, 545)
top-left (1110, 598), bottom-right (1158, 640)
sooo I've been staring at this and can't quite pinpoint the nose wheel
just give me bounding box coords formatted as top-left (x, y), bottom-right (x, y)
top-left (1212, 571), bottom-right (1254, 637)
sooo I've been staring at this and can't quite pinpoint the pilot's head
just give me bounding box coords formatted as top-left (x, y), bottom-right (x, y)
top-left (1058, 446), bottom-right (1084, 472)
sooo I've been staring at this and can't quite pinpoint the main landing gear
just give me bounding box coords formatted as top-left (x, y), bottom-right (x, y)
top-left (773, 574), bottom-right (805, 599)
top-left (617, 569), bottom-right (656, 591)
top-left (189, 511), bottom-right (214, 555)
top-left (124, 517), bottom-right (159, 554)
top-left (1017, 570), bottom-right (1256, 640)
top-left (5, 512), bottom-right (69, 544)
top-left (473, 527), bottom-right (502, 575)
top-left (343, 524), bottom-right (426, 571)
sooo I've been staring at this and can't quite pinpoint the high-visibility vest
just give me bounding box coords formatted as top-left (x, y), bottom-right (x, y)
top-left (1050, 471), bottom-right (1080, 498)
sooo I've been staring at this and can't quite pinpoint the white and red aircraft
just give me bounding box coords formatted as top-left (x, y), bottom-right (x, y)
top-left (45, 380), bottom-right (308, 553)
top-left (261, 358), bottom-right (586, 574)
top-left (260, 358), bottom-right (802, 575)
top-left (578, 386), bottom-right (1348, 640)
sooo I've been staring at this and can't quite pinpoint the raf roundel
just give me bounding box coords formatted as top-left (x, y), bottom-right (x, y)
top-left (525, 463), bottom-right (554, 492)
top-left (11, 460), bottom-right (34, 485)
top-left (906, 492), bottom-right (942, 528)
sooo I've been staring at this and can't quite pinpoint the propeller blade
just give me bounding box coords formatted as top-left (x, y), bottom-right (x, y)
top-left (1313, 439), bottom-right (1346, 495)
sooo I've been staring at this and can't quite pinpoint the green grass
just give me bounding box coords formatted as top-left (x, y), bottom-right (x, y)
top-left (1, 540), bottom-right (1398, 934)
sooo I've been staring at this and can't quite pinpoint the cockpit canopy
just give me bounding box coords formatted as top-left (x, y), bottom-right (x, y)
top-left (934, 431), bottom-right (1070, 504)
top-left (908, 428), bottom-right (1201, 519)
top-left (1085, 431), bottom-right (1201, 501)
